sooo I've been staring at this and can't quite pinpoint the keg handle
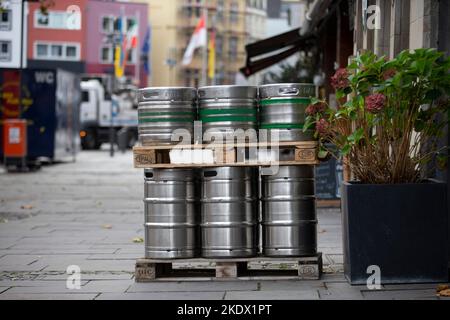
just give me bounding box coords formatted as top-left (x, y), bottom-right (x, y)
top-left (278, 87), bottom-right (299, 96)
top-left (203, 170), bottom-right (217, 178)
top-left (144, 172), bottom-right (154, 178)
top-left (141, 92), bottom-right (161, 100)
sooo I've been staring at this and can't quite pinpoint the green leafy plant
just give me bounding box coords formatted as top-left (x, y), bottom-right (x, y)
top-left (304, 49), bottom-right (450, 184)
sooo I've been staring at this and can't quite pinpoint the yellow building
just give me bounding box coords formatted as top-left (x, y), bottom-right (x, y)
top-left (138, 0), bottom-right (266, 87)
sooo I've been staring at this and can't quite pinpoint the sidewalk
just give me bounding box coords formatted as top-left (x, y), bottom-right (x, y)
top-left (0, 150), bottom-right (447, 300)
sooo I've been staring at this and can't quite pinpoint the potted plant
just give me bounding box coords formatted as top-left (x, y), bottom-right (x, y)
top-left (304, 49), bottom-right (450, 284)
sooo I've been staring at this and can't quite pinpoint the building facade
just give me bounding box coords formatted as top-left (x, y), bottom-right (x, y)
top-left (147, 0), bottom-right (267, 87)
top-left (26, 0), bottom-right (148, 87)
top-left (0, 0), bottom-right (28, 69)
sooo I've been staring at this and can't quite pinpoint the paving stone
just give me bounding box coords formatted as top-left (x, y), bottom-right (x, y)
top-left (96, 291), bottom-right (226, 300)
top-left (259, 280), bottom-right (326, 291)
top-left (0, 279), bottom-right (88, 287)
top-left (128, 281), bottom-right (259, 293)
top-left (0, 293), bottom-right (98, 300)
top-left (39, 272), bottom-right (134, 281)
top-left (361, 289), bottom-right (440, 300)
top-left (81, 280), bottom-right (133, 293)
top-left (224, 290), bottom-right (320, 300)
top-left (318, 282), bottom-right (365, 300)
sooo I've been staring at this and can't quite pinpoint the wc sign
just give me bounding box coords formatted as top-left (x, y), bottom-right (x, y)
top-left (34, 72), bottom-right (55, 85)
top-left (362, 0), bottom-right (381, 30)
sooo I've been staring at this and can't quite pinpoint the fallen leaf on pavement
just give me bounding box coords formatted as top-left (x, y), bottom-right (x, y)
top-left (132, 237), bottom-right (144, 243)
top-left (21, 204), bottom-right (33, 210)
top-left (436, 284), bottom-right (449, 293)
top-left (102, 224), bottom-right (112, 229)
top-left (438, 289), bottom-right (450, 297)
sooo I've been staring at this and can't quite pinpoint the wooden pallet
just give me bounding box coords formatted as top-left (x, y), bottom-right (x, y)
top-left (135, 253), bottom-right (322, 282)
top-left (133, 141), bottom-right (319, 168)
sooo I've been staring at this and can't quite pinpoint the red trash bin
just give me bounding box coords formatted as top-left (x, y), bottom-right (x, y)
top-left (3, 119), bottom-right (27, 165)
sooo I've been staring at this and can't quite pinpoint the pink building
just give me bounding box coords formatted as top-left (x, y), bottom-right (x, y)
top-left (27, 0), bottom-right (149, 87)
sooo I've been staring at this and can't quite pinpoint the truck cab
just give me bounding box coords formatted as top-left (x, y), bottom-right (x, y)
top-left (79, 79), bottom-right (138, 150)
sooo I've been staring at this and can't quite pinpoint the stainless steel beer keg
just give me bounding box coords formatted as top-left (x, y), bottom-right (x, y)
top-left (261, 166), bottom-right (317, 256)
top-left (144, 169), bottom-right (198, 258)
top-left (198, 85), bottom-right (258, 141)
top-left (137, 87), bottom-right (196, 145)
top-left (259, 83), bottom-right (315, 141)
top-left (201, 167), bottom-right (257, 258)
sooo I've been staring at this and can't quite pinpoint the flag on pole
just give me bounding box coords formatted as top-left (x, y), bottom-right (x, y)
top-left (123, 19), bottom-right (138, 68)
top-left (208, 30), bottom-right (215, 80)
top-left (182, 15), bottom-right (207, 66)
top-left (125, 20), bottom-right (139, 50)
top-left (141, 26), bottom-right (151, 76)
top-left (114, 16), bottom-right (125, 79)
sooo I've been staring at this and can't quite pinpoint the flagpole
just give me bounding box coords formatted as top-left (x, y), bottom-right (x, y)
top-left (201, 0), bottom-right (208, 86)
top-left (135, 10), bottom-right (140, 87)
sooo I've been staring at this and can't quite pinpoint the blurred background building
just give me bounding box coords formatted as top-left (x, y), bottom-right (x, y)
top-left (147, 0), bottom-right (267, 87)
top-left (26, 0), bottom-right (149, 87)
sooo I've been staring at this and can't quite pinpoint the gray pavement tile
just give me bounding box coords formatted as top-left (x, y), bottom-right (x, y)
top-left (319, 282), bottom-right (365, 300)
top-left (40, 259), bottom-right (135, 272)
top-left (259, 280), bottom-right (326, 291)
top-left (361, 289), bottom-right (440, 300)
top-left (0, 293), bottom-right (98, 300)
top-left (224, 290), bottom-right (320, 300)
top-left (95, 291), bottom-right (226, 300)
top-left (128, 281), bottom-right (259, 293)
top-left (382, 283), bottom-right (448, 290)
top-left (0, 287), bottom-right (10, 294)
top-left (39, 272), bottom-right (134, 281)
top-left (81, 280), bottom-right (133, 293)
top-left (0, 280), bottom-right (88, 287)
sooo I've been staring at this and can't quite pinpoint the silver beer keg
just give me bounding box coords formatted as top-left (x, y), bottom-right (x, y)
top-left (137, 87), bottom-right (196, 145)
top-left (261, 166), bottom-right (317, 256)
top-left (144, 168), bottom-right (198, 258)
top-left (201, 167), bottom-right (257, 258)
top-left (259, 83), bottom-right (315, 141)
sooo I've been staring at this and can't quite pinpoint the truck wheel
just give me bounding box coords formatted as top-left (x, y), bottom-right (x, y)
top-left (81, 130), bottom-right (98, 150)
top-left (127, 130), bottom-right (138, 148)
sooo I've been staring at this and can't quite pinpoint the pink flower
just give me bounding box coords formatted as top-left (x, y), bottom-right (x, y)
top-left (316, 118), bottom-right (330, 136)
top-left (365, 93), bottom-right (386, 113)
top-left (331, 68), bottom-right (350, 89)
top-left (305, 102), bottom-right (327, 116)
top-left (383, 68), bottom-right (397, 80)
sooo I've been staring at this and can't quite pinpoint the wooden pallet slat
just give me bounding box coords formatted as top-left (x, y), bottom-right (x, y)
top-left (134, 254), bottom-right (323, 282)
top-left (133, 141), bottom-right (319, 168)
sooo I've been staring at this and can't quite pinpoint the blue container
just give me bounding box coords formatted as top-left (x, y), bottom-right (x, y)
top-left (0, 68), bottom-right (81, 161)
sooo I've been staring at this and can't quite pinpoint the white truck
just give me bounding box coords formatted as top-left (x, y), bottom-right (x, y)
top-left (79, 79), bottom-right (138, 150)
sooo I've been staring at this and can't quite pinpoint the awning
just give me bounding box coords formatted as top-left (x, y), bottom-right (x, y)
top-left (240, 0), bottom-right (340, 77)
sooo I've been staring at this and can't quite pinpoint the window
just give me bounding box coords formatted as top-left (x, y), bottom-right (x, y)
top-left (216, 35), bottom-right (223, 56)
top-left (36, 44), bottom-right (48, 57)
top-left (34, 42), bottom-right (80, 61)
top-left (66, 46), bottom-right (77, 58)
top-left (0, 10), bottom-right (12, 31)
top-left (229, 37), bottom-right (238, 58)
top-left (100, 46), bottom-right (113, 63)
top-left (35, 11), bottom-right (81, 30)
top-left (126, 18), bottom-right (136, 31)
top-left (217, 0), bottom-right (224, 21)
top-left (0, 40), bottom-right (11, 62)
top-left (102, 16), bottom-right (113, 33)
top-left (126, 49), bottom-right (136, 64)
top-left (82, 91), bottom-right (90, 102)
top-left (51, 44), bottom-right (63, 58)
top-left (230, 2), bottom-right (239, 23)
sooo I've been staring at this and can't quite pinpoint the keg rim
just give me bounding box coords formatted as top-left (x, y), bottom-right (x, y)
top-left (258, 82), bottom-right (315, 88)
top-left (138, 86), bottom-right (197, 91)
top-left (198, 85), bottom-right (258, 90)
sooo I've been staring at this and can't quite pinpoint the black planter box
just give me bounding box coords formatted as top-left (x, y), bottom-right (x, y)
top-left (342, 180), bottom-right (449, 285)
